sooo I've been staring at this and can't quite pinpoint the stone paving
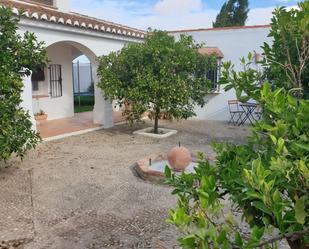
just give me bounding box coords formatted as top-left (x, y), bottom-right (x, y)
top-left (0, 120), bottom-right (250, 249)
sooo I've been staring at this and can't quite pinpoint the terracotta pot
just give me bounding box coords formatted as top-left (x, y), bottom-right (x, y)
top-left (167, 146), bottom-right (192, 172)
top-left (124, 101), bottom-right (132, 111)
top-left (34, 114), bottom-right (48, 121)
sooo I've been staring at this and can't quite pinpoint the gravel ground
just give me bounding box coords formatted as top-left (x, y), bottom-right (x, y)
top-left (0, 119), bottom-right (250, 249)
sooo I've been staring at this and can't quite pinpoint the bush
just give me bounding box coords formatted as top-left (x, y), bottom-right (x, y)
top-left (0, 7), bottom-right (47, 161)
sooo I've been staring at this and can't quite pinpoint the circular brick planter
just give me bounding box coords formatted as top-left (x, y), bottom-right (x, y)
top-left (134, 153), bottom-right (216, 183)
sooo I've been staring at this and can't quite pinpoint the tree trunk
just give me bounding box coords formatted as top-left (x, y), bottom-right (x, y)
top-left (153, 107), bottom-right (160, 134)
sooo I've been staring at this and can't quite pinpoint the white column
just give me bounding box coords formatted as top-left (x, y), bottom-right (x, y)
top-left (21, 74), bottom-right (36, 131)
top-left (92, 64), bottom-right (114, 128)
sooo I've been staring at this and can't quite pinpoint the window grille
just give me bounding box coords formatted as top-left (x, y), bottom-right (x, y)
top-left (49, 64), bottom-right (62, 97)
top-left (206, 60), bottom-right (221, 92)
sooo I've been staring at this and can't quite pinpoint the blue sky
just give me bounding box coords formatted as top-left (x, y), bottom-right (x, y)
top-left (71, 0), bottom-right (299, 30)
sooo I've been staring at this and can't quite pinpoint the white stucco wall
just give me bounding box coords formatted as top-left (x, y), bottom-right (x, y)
top-left (170, 27), bottom-right (272, 121)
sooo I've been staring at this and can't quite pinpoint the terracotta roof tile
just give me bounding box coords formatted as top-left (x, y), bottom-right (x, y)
top-left (0, 0), bottom-right (146, 39)
top-left (198, 47), bottom-right (224, 58)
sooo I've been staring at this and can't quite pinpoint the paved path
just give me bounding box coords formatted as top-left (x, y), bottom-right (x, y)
top-left (0, 120), bottom-right (249, 249)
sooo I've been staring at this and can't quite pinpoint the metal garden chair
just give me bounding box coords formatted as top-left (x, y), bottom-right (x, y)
top-left (228, 100), bottom-right (245, 125)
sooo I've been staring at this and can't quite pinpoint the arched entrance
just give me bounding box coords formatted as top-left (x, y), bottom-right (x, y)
top-left (30, 40), bottom-right (116, 139)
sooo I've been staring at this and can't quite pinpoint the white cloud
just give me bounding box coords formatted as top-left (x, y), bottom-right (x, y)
top-left (246, 7), bottom-right (275, 25)
top-left (71, 0), bottom-right (299, 31)
top-left (154, 0), bottom-right (203, 15)
top-left (129, 10), bottom-right (218, 31)
top-left (247, 5), bottom-right (298, 26)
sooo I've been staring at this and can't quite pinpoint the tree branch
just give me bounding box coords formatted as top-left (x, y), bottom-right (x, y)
top-left (230, 229), bottom-right (309, 249)
top-left (256, 229), bottom-right (309, 248)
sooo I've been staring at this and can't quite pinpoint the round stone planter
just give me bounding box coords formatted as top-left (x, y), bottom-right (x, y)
top-left (134, 153), bottom-right (216, 183)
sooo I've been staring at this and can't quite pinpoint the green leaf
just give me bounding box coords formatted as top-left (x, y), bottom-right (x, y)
top-left (270, 135), bottom-right (277, 145)
top-left (294, 143), bottom-right (309, 152)
top-left (272, 189), bottom-right (282, 203)
top-left (217, 230), bottom-right (227, 244)
top-left (235, 232), bottom-right (243, 247)
top-left (299, 160), bottom-right (309, 179)
top-left (179, 235), bottom-right (196, 248)
top-left (164, 165), bottom-right (171, 178)
top-left (252, 226), bottom-right (264, 240)
top-left (252, 201), bottom-right (272, 216)
top-left (295, 196), bottom-right (306, 224)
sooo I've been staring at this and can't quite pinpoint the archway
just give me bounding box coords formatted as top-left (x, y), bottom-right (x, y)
top-left (72, 55), bottom-right (94, 114)
top-left (30, 40), bottom-right (114, 139)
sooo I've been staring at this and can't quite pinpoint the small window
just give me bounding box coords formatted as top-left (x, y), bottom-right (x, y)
top-left (207, 60), bottom-right (221, 92)
top-left (49, 64), bottom-right (62, 97)
top-left (31, 67), bottom-right (45, 92)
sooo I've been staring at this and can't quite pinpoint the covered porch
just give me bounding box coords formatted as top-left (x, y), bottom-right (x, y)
top-left (20, 40), bottom-right (117, 140)
top-left (37, 111), bottom-right (126, 139)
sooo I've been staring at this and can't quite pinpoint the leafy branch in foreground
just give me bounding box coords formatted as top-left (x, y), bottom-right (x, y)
top-left (165, 84), bottom-right (309, 249)
top-left (165, 3), bottom-right (308, 248)
top-left (0, 7), bottom-right (47, 161)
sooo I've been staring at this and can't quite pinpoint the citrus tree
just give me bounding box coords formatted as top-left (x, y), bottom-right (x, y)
top-left (165, 86), bottom-right (309, 248)
top-left (165, 3), bottom-right (309, 248)
top-left (97, 30), bottom-right (216, 134)
top-left (0, 7), bottom-right (47, 161)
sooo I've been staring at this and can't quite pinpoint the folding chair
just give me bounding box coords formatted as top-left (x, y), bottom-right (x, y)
top-left (228, 100), bottom-right (244, 125)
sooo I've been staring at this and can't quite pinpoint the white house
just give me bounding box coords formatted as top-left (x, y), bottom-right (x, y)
top-left (169, 25), bottom-right (272, 121)
top-left (2, 0), bottom-right (273, 138)
top-left (1, 0), bottom-right (145, 133)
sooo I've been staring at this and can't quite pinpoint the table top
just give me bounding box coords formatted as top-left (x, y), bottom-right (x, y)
top-left (239, 102), bottom-right (258, 107)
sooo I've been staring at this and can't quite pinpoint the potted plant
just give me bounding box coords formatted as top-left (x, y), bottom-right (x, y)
top-left (34, 109), bottom-right (48, 121)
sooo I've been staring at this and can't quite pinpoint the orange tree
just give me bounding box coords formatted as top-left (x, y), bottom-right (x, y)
top-left (0, 8), bottom-right (47, 161)
top-left (97, 30), bottom-right (216, 134)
